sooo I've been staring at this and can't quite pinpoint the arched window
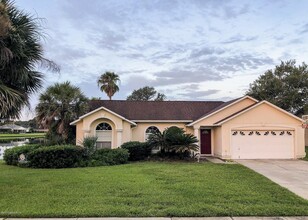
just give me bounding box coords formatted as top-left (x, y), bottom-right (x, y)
top-left (96, 123), bottom-right (112, 131)
top-left (96, 122), bottom-right (112, 149)
top-left (145, 126), bottom-right (160, 141)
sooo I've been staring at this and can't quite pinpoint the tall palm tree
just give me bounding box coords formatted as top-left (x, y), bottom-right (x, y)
top-left (36, 82), bottom-right (88, 142)
top-left (0, 0), bottom-right (59, 119)
top-left (97, 71), bottom-right (120, 100)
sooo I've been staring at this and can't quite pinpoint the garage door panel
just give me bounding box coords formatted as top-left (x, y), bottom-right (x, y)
top-left (231, 130), bottom-right (294, 159)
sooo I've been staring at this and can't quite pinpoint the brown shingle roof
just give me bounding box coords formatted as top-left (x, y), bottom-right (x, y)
top-left (88, 100), bottom-right (225, 121)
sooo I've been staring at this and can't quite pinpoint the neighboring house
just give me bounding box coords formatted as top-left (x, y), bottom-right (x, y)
top-left (0, 124), bottom-right (28, 133)
top-left (70, 96), bottom-right (306, 160)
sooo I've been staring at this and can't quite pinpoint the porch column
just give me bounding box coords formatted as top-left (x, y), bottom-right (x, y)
top-left (194, 127), bottom-right (201, 155)
top-left (116, 129), bottom-right (123, 148)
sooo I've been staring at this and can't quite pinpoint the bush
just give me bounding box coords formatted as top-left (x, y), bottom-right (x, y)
top-left (27, 145), bottom-right (85, 168)
top-left (80, 136), bottom-right (98, 156)
top-left (4, 144), bottom-right (41, 166)
top-left (4, 144), bottom-right (129, 169)
top-left (121, 141), bottom-right (152, 161)
top-left (147, 126), bottom-right (199, 159)
top-left (90, 148), bottom-right (129, 166)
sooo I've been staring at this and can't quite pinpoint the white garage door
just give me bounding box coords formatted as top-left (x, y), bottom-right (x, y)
top-left (231, 130), bottom-right (294, 159)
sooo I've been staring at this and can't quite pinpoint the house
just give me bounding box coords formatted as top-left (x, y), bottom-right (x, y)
top-left (70, 96), bottom-right (306, 160)
top-left (0, 124), bottom-right (28, 133)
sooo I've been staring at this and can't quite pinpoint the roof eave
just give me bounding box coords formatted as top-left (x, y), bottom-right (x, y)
top-left (70, 106), bottom-right (137, 126)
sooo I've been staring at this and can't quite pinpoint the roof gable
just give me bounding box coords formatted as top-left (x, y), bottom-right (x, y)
top-left (215, 100), bottom-right (304, 125)
top-left (70, 106), bottom-right (137, 126)
top-left (187, 96), bottom-right (258, 126)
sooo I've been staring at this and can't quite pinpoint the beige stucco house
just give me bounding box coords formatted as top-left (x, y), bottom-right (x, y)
top-left (70, 96), bottom-right (306, 160)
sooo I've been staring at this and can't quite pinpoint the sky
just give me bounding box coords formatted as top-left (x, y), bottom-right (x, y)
top-left (15, 0), bottom-right (308, 120)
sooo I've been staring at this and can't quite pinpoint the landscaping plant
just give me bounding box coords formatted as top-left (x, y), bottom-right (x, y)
top-left (147, 126), bottom-right (199, 158)
top-left (121, 141), bottom-right (152, 161)
top-left (81, 136), bottom-right (98, 156)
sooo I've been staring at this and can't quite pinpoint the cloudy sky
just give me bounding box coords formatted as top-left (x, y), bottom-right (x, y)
top-left (15, 0), bottom-right (308, 119)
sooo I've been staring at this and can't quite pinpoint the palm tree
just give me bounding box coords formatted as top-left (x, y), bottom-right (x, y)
top-left (36, 82), bottom-right (88, 143)
top-left (97, 72), bottom-right (120, 100)
top-left (147, 126), bottom-right (199, 154)
top-left (0, 0), bottom-right (59, 119)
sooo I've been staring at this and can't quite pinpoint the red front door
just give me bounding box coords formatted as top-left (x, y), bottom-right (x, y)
top-left (201, 129), bottom-right (211, 154)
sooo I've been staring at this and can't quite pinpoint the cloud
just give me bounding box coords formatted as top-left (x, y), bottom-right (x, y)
top-left (86, 27), bottom-right (128, 51)
top-left (222, 34), bottom-right (258, 44)
top-left (178, 89), bottom-right (220, 100)
top-left (153, 67), bottom-right (225, 85)
top-left (299, 23), bottom-right (308, 34)
top-left (189, 47), bottom-right (226, 59)
top-left (223, 3), bottom-right (250, 19)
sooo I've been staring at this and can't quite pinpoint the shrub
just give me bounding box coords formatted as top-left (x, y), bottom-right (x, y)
top-left (3, 144), bottom-right (41, 166)
top-left (121, 141), bottom-right (152, 161)
top-left (147, 126), bottom-right (199, 158)
top-left (80, 136), bottom-right (98, 156)
top-left (27, 145), bottom-right (85, 168)
top-left (90, 148), bottom-right (129, 166)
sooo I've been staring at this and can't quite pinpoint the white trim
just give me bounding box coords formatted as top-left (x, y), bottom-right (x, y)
top-left (133, 120), bottom-right (193, 123)
top-left (70, 106), bottom-right (137, 126)
top-left (187, 96), bottom-right (258, 126)
top-left (215, 100), bottom-right (304, 125)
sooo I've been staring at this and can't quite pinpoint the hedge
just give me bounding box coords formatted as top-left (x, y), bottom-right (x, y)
top-left (121, 141), bottom-right (152, 161)
top-left (3, 144), bottom-right (41, 166)
top-left (27, 145), bottom-right (85, 168)
top-left (89, 148), bottom-right (129, 166)
top-left (4, 144), bottom-right (129, 168)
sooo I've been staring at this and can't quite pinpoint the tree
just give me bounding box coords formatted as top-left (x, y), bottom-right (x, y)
top-left (126, 86), bottom-right (167, 101)
top-left (36, 82), bottom-right (88, 143)
top-left (97, 71), bottom-right (120, 100)
top-left (247, 60), bottom-right (308, 115)
top-left (15, 118), bottom-right (38, 129)
top-left (0, 0), bottom-right (59, 119)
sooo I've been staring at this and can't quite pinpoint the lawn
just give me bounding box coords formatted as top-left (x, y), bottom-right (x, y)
top-left (0, 133), bottom-right (46, 140)
top-left (0, 161), bottom-right (308, 218)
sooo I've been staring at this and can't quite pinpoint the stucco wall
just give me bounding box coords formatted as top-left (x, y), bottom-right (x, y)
top-left (74, 109), bottom-right (195, 147)
top-left (220, 103), bottom-right (305, 159)
top-left (213, 127), bottom-right (222, 157)
top-left (305, 129), bottom-right (308, 146)
top-left (74, 108), bottom-right (132, 148)
top-left (132, 122), bottom-right (191, 142)
top-left (76, 121), bottom-right (84, 145)
top-left (193, 97), bottom-right (256, 127)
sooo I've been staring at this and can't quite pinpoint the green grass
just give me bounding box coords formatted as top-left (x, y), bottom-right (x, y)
top-left (0, 161), bottom-right (308, 217)
top-left (0, 133), bottom-right (46, 140)
top-left (304, 146), bottom-right (308, 161)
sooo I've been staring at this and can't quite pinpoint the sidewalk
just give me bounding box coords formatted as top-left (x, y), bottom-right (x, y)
top-left (3, 217), bottom-right (308, 220)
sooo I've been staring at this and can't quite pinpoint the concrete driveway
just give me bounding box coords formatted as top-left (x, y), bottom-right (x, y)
top-left (236, 160), bottom-right (308, 200)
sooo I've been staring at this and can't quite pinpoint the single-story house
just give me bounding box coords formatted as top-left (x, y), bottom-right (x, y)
top-left (70, 96), bottom-right (306, 160)
top-left (0, 124), bottom-right (28, 133)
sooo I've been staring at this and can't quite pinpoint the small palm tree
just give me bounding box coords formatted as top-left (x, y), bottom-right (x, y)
top-left (97, 72), bottom-right (120, 100)
top-left (147, 126), bottom-right (199, 154)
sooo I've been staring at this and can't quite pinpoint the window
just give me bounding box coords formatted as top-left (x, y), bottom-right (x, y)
top-left (96, 123), bottom-right (112, 131)
top-left (145, 126), bottom-right (160, 141)
top-left (96, 123), bottom-right (112, 149)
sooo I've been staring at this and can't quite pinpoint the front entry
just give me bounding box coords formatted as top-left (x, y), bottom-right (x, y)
top-left (201, 129), bottom-right (211, 154)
